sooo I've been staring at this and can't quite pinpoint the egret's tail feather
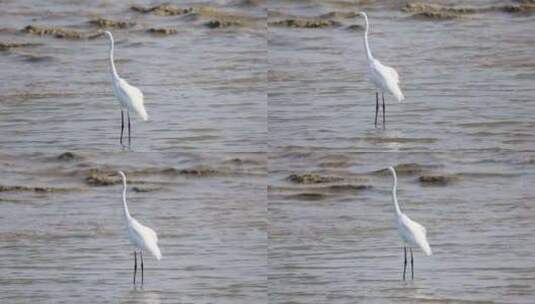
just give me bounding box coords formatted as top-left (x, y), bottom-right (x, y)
top-left (146, 241), bottom-right (162, 260)
top-left (420, 242), bottom-right (432, 256)
top-left (392, 86), bottom-right (404, 102)
top-left (138, 108), bottom-right (149, 121)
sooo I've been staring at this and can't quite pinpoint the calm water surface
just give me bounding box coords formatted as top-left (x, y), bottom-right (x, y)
top-left (0, 0), bottom-right (267, 152)
top-left (0, 151), bottom-right (267, 303)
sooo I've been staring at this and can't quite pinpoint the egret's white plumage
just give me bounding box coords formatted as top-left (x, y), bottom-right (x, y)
top-left (389, 167), bottom-right (431, 255)
top-left (118, 171), bottom-right (161, 284)
top-left (388, 166), bottom-right (431, 280)
top-left (104, 31), bottom-right (147, 145)
top-left (357, 12), bottom-right (404, 126)
top-left (119, 171), bottom-right (161, 259)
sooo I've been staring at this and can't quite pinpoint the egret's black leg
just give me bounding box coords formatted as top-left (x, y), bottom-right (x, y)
top-left (120, 111), bottom-right (124, 145)
top-left (375, 92), bottom-right (379, 127)
top-left (127, 112), bottom-right (131, 146)
top-left (133, 251), bottom-right (137, 285)
top-left (382, 93), bottom-right (386, 127)
top-left (410, 248), bottom-right (414, 280)
top-left (403, 246), bottom-right (407, 281)
top-left (141, 251), bottom-right (144, 285)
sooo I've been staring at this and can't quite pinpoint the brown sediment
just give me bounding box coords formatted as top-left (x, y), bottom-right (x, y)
top-left (411, 11), bottom-right (465, 20)
top-left (0, 184), bottom-right (73, 193)
top-left (277, 184), bottom-right (372, 200)
top-left (419, 174), bottom-right (461, 186)
top-left (0, 42), bottom-right (42, 51)
top-left (89, 17), bottom-right (134, 29)
top-left (196, 6), bottom-right (258, 21)
top-left (223, 158), bottom-right (265, 166)
top-left (13, 53), bottom-right (54, 62)
top-left (232, 0), bottom-right (262, 6)
top-left (22, 25), bottom-right (101, 40)
top-left (318, 11), bottom-right (358, 19)
top-left (132, 4), bottom-right (259, 28)
top-left (402, 3), bottom-right (477, 15)
top-left (285, 192), bottom-right (326, 200)
top-left (85, 169), bottom-right (119, 186)
top-left (129, 165), bottom-right (227, 177)
top-left (269, 19), bottom-right (341, 28)
top-left (147, 27), bottom-right (178, 35)
top-left (374, 163), bottom-right (436, 176)
top-left (131, 4), bottom-right (194, 16)
top-left (57, 152), bottom-right (82, 161)
top-left (402, 1), bottom-right (535, 19)
top-left (286, 173), bottom-right (343, 184)
top-left (205, 20), bottom-right (242, 28)
top-left (326, 184), bottom-right (372, 192)
top-left (345, 24), bottom-right (364, 31)
top-left (132, 186), bottom-right (159, 192)
top-left (271, 183), bottom-right (372, 194)
top-left (196, 7), bottom-right (262, 29)
top-left (179, 166), bottom-right (221, 176)
top-left (496, 3), bottom-right (535, 13)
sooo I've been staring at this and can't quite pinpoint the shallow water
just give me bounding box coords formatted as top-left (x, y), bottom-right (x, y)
top-left (0, 151), bottom-right (267, 303)
top-left (268, 0), bottom-right (535, 153)
top-left (1, 0), bottom-right (535, 303)
top-left (269, 151), bottom-right (535, 303)
top-left (0, 0), bottom-right (267, 152)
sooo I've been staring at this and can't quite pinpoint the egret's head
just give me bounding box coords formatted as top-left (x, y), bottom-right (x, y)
top-left (117, 170), bottom-right (126, 180)
top-left (357, 11), bottom-right (367, 18)
top-left (388, 166), bottom-right (396, 175)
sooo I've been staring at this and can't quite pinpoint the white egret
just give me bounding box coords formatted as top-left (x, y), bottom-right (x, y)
top-left (118, 171), bottom-right (161, 285)
top-left (388, 167), bottom-right (431, 280)
top-left (103, 31), bottom-right (148, 146)
top-left (357, 12), bottom-right (404, 127)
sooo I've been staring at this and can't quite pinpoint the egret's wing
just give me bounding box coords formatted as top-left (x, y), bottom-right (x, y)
top-left (140, 225), bottom-right (162, 260)
top-left (374, 60), bottom-right (400, 84)
top-left (143, 225), bottom-right (158, 243)
top-left (402, 215), bottom-right (432, 256)
top-left (372, 59), bottom-right (404, 101)
top-left (130, 219), bottom-right (162, 260)
top-left (118, 78), bottom-right (149, 121)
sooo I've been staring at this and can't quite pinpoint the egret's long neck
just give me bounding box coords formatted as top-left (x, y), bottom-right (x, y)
top-left (121, 178), bottom-right (131, 219)
top-left (392, 171), bottom-right (401, 215)
top-left (363, 15), bottom-right (373, 61)
top-left (108, 35), bottom-right (119, 79)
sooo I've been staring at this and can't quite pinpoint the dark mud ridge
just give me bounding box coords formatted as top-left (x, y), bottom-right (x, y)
top-left (269, 19), bottom-right (341, 28)
top-left (374, 163), bottom-right (438, 176)
top-left (89, 17), bottom-right (134, 29)
top-left (147, 27), bottom-right (178, 35)
top-left (0, 42), bottom-right (42, 51)
top-left (176, 166), bottom-right (221, 176)
top-left (0, 184), bottom-right (73, 193)
top-left (131, 4), bottom-right (194, 16)
top-left (419, 174), bottom-right (462, 186)
top-left (223, 157), bottom-right (265, 166)
top-left (285, 192), bottom-right (326, 201)
top-left (132, 186), bottom-right (159, 192)
top-left (57, 151), bottom-right (83, 161)
top-left (403, 1), bottom-right (535, 19)
top-left (22, 25), bottom-right (101, 40)
top-left (286, 173), bottom-right (343, 184)
top-left (85, 169), bottom-right (120, 186)
top-left (271, 183), bottom-right (372, 201)
top-left (205, 20), bottom-right (242, 28)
